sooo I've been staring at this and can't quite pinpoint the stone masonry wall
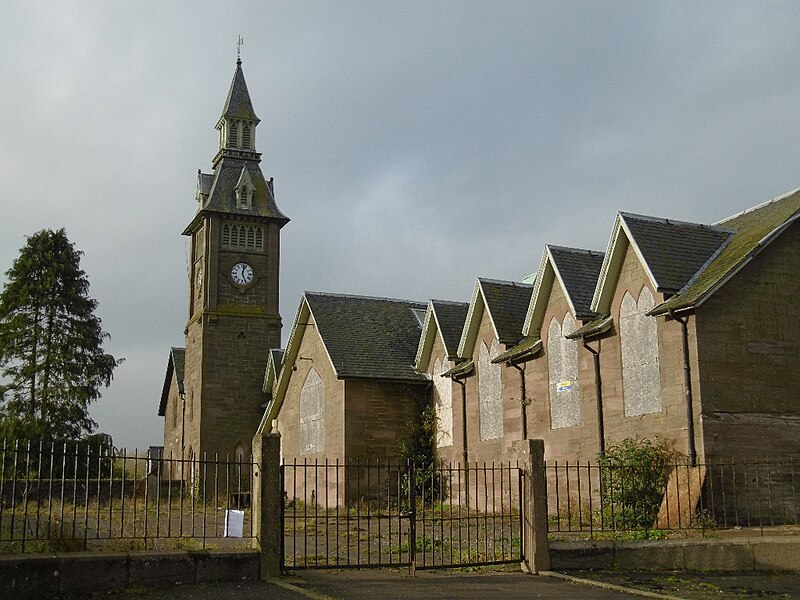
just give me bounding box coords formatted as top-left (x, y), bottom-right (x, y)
top-left (696, 220), bottom-right (800, 461)
top-left (521, 278), bottom-right (600, 464)
top-left (344, 379), bottom-right (427, 462)
top-left (276, 314), bottom-right (345, 463)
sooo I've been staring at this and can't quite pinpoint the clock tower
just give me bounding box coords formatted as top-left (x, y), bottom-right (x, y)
top-left (180, 57), bottom-right (289, 463)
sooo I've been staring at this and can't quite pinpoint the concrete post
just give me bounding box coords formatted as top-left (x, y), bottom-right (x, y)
top-left (515, 439), bottom-right (550, 573)
top-left (252, 432), bottom-right (281, 578)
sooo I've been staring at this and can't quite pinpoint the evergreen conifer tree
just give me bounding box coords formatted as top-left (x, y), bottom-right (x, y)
top-left (0, 229), bottom-right (121, 439)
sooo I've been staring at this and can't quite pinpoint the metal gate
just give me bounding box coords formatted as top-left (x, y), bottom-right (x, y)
top-left (281, 460), bottom-right (523, 571)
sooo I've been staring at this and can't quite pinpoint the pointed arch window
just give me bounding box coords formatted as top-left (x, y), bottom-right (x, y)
top-left (478, 340), bottom-right (503, 440)
top-left (547, 313), bottom-right (581, 428)
top-left (620, 287), bottom-right (662, 416)
top-left (433, 357), bottom-right (453, 448)
top-left (227, 121), bottom-right (237, 147)
top-left (300, 368), bottom-right (325, 455)
top-left (236, 186), bottom-right (253, 210)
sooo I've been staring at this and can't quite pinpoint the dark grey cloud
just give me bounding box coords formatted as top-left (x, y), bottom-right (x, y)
top-left (2, 1), bottom-right (800, 447)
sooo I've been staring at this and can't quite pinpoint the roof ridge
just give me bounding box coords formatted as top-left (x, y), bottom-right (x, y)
top-left (477, 277), bottom-right (533, 288)
top-left (304, 290), bottom-right (426, 306)
top-left (620, 211), bottom-right (733, 231)
top-left (712, 187), bottom-right (800, 225)
top-left (431, 299), bottom-right (469, 306)
top-left (547, 244), bottom-right (605, 257)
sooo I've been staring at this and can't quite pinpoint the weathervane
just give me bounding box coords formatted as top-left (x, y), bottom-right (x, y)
top-left (237, 36), bottom-right (244, 62)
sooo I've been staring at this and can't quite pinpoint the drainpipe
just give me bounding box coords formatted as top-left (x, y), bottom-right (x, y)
top-left (669, 309), bottom-right (697, 467)
top-left (582, 340), bottom-right (605, 455)
top-left (179, 390), bottom-right (187, 481)
top-left (451, 375), bottom-right (470, 510)
top-left (509, 362), bottom-right (528, 440)
top-left (453, 378), bottom-right (468, 468)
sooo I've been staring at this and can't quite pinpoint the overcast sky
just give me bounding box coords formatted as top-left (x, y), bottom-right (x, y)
top-left (2, 1), bottom-right (800, 449)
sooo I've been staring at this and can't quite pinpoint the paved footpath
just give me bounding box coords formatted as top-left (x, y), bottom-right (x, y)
top-left (290, 569), bottom-right (648, 599)
top-left (83, 570), bottom-right (651, 600)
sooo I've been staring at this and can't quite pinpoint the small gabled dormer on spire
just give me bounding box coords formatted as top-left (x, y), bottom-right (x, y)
top-left (213, 47), bottom-right (261, 166)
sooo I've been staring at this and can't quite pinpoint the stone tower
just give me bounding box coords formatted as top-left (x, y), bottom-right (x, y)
top-left (181, 58), bottom-right (289, 463)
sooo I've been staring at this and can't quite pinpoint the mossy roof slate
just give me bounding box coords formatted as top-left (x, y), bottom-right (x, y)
top-left (198, 159), bottom-right (289, 222)
top-left (652, 188), bottom-right (800, 314)
top-left (479, 279), bottom-right (534, 344)
top-left (221, 60), bottom-right (259, 122)
top-left (305, 292), bottom-right (429, 382)
top-left (491, 335), bottom-right (542, 364)
top-left (430, 300), bottom-right (469, 357)
top-left (620, 213), bottom-right (733, 293)
top-left (548, 246), bottom-right (605, 318)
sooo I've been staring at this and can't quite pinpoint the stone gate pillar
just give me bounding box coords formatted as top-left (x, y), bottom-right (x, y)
top-left (252, 432), bottom-right (281, 578)
top-left (514, 438), bottom-right (550, 573)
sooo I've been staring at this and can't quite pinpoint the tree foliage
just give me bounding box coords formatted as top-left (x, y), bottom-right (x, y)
top-left (0, 229), bottom-right (122, 439)
top-left (396, 397), bottom-right (442, 507)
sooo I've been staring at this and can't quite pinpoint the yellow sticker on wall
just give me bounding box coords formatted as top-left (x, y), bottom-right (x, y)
top-left (556, 381), bottom-right (573, 392)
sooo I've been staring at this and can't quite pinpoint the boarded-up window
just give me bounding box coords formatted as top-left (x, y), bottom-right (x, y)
top-left (433, 357), bottom-right (453, 448)
top-left (299, 368), bottom-right (325, 454)
top-left (548, 313), bottom-right (581, 428)
top-left (620, 287), bottom-right (662, 416)
top-left (478, 340), bottom-right (503, 441)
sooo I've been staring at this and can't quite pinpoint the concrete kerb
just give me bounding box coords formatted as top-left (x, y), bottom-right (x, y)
top-left (540, 570), bottom-right (684, 600)
top-left (550, 536), bottom-right (800, 573)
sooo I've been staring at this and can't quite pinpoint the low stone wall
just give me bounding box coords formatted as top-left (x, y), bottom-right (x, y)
top-left (0, 548), bottom-right (258, 600)
top-left (550, 536), bottom-right (800, 573)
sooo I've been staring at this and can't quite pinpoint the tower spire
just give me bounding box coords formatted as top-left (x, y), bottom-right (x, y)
top-left (213, 51), bottom-right (260, 165)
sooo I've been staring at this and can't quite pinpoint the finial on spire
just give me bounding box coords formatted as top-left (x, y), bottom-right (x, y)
top-left (236, 36), bottom-right (244, 65)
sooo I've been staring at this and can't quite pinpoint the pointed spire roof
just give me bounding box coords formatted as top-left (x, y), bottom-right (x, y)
top-left (221, 59), bottom-right (260, 123)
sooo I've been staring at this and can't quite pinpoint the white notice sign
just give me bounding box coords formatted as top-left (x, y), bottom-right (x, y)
top-left (224, 509), bottom-right (244, 538)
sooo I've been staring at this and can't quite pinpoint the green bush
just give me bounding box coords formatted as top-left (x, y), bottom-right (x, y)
top-left (598, 437), bottom-right (678, 529)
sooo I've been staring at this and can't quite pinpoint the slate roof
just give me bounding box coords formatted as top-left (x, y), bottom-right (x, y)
top-left (306, 292), bottom-right (429, 382)
top-left (651, 188), bottom-right (800, 315)
top-left (431, 300), bottom-right (469, 357)
top-left (620, 213), bottom-right (733, 293)
top-left (158, 347), bottom-right (185, 417)
top-left (193, 160), bottom-right (289, 224)
top-left (548, 246), bottom-right (605, 318)
top-left (221, 60), bottom-right (259, 123)
top-left (269, 348), bottom-right (285, 373)
top-left (479, 279), bottom-right (534, 344)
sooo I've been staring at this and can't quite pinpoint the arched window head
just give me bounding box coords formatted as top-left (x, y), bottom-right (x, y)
top-left (234, 443), bottom-right (246, 464)
top-left (300, 368), bottom-right (325, 454)
top-left (620, 287), bottom-right (662, 416)
top-left (547, 313), bottom-right (581, 429)
top-left (227, 121), bottom-right (237, 147)
top-left (242, 124), bottom-right (251, 149)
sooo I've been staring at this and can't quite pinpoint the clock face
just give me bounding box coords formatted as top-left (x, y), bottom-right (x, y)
top-left (231, 262), bottom-right (254, 286)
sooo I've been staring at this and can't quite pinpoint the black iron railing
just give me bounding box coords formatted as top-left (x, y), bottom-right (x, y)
top-left (281, 460), bottom-right (523, 571)
top-left (0, 440), bottom-right (256, 552)
top-left (546, 458), bottom-right (799, 539)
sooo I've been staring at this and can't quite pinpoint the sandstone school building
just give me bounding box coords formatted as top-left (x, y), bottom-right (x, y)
top-left (160, 60), bottom-right (800, 482)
